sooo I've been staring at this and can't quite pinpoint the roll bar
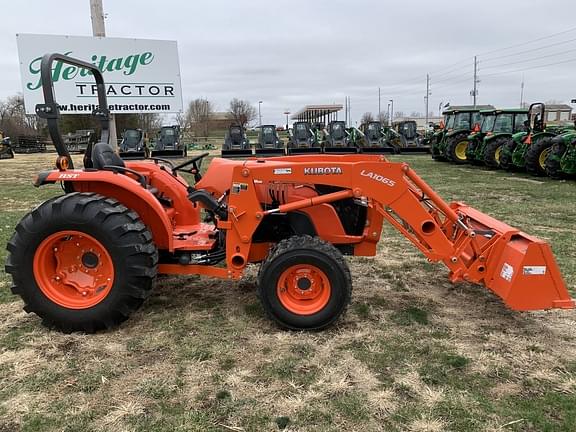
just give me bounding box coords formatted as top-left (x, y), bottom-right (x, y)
top-left (34, 53), bottom-right (111, 168)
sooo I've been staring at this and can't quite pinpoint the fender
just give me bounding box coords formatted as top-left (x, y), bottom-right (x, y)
top-left (35, 169), bottom-right (174, 250)
top-left (484, 132), bottom-right (512, 143)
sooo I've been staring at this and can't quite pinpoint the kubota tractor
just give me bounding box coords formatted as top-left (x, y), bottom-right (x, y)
top-left (5, 54), bottom-right (574, 333)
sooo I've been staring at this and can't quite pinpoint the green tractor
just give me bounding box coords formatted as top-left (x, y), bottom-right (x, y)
top-left (544, 129), bottom-right (576, 178)
top-left (500, 103), bottom-right (574, 175)
top-left (468, 109), bottom-right (528, 168)
top-left (432, 105), bottom-right (493, 163)
top-left (465, 109), bottom-right (496, 165)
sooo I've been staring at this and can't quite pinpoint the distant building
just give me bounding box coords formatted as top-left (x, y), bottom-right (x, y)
top-left (206, 112), bottom-right (235, 130)
top-left (291, 105), bottom-right (343, 126)
top-left (394, 116), bottom-right (444, 131)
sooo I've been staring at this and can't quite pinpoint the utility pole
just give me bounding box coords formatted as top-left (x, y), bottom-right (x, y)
top-left (258, 101), bottom-right (262, 127)
top-left (378, 87), bottom-right (381, 118)
top-left (389, 99), bottom-right (394, 126)
top-left (90, 0), bottom-right (117, 148)
top-left (520, 75), bottom-right (525, 108)
top-left (472, 55), bottom-right (479, 107)
top-left (284, 111), bottom-right (290, 130)
top-left (425, 74), bottom-right (430, 126)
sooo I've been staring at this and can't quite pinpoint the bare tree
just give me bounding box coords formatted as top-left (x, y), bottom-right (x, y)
top-left (360, 112), bottom-right (374, 125)
top-left (186, 98), bottom-right (214, 137)
top-left (376, 111), bottom-right (389, 125)
top-left (410, 111), bottom-right (423, 118)
top-left (229, 98), bottom-right (256, 128)
top-left (0, 94), bottom-right (42, 137)
top-left (394, 111), bottom-right (405, 119)
top-left (136, 113), bottom-right (162, 132)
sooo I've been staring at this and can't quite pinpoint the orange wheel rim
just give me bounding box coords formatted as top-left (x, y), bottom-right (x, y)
top-left (33, 230), bottom-right (115, 309)
top-left (277, 264), bottom-right (331, 315)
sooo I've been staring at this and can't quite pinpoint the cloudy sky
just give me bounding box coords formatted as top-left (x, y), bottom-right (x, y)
top-left (2, 0), bottom-right (576, 125)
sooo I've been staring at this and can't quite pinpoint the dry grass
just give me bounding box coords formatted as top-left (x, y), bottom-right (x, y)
top-left (0, 153), bottom-right (575, 431)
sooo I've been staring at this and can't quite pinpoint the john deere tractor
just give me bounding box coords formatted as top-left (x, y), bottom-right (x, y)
top-left (501, 103), bottom-right (573, 175)
top-left (432, 105), bottom-right (493, 163)
top-left (465, 110), bottom-right (496, 165)
top-left (468, 109), bottom-right (528, 168)
top-left (545, 129), bottom-right (576, 178)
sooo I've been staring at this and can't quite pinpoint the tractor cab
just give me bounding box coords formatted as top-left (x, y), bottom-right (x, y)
top-left (152, 126), bottom-right (187, 158)
top-left (324, 121), bottom-right (357, 154)
top-left (119, 128), bottom-right (148, 159)
top-left (255, 124), bottom-right (285, 157)
top-left (287, 121), bottom-right (322, 155)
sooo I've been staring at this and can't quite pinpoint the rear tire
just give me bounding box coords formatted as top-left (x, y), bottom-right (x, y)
top-left (446, 133), bottom-right (469, 164)
top-left (484, 137), bottom-right (507, 169)
top-left (5, 193), bottom-right (158, 333)
top-left (525, 137), bottom-right (553, 176)
top-left (498, 140), bottom-right (517, 171)
top-left (258, 235), bottom-right (352, 330)
top-left (545, 139), bottom-right (568, 179)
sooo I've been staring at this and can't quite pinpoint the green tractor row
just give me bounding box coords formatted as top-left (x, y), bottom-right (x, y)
top-left (432, 103), bottom-right (576, 179)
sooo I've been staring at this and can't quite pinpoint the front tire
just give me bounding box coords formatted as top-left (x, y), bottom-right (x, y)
top-left (257, 235), bottom-right (352, 330)
top-left (446, 134), bottom-right (469, 164)
top-left (484, 137), bottom-right (507, 169)
top-left (525, 137), bottom-right (553, 176)
top-left (545, 139), bottom-right (568, 179)
top-left (5, 193), bottom-right (158, 333)
top-left (498, 140), bottom-right (517, 171)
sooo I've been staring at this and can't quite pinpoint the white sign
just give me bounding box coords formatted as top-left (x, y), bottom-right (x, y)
top-left (16, 34), bottom-right (183, 114)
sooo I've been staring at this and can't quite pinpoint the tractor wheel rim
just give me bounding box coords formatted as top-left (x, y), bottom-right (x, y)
top-left (455, 141), bottom-right (468, 160)
top-left (277, 264), bottom-right (331, 315)
top-left (495, 146), bottom-right (502, 163)
top-left (539, 147), bottom-right (551, 170)
top-left (33, 231), bottom-right (115, 309)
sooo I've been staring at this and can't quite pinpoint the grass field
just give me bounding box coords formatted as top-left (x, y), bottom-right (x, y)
top-left (0, 153), bottom-right (575, 432)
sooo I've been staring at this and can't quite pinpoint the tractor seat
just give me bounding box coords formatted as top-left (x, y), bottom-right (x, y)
top-left (92, 142), bottom-right (125, 170)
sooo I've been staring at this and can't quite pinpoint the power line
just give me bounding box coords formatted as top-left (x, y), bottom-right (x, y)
top-left (480, 47), bottom-right (576, 71)
top-left (478, 26), bottom-right (576, 57)
top-left (481, 57), bottom-right (576, 78)
top-left (481, 37), bottom-right (576, 63)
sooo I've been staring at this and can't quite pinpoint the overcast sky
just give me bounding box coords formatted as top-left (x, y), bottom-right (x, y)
top-left (2, 0), bottom-right (576, 125)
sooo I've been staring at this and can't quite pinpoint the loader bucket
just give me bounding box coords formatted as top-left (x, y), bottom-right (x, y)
top-left (255, 148), bottom-right (285, 157)
top-left (151, 149), bottom-right (186, 158)
top-left (359, 146), bottom-right (396, 155)
top-left (287, 147), bottom-right (323, 155)
top-left (221, 149), bottom-right (254, 158)
top-left (323, 146), bottom-right (358, 154)
top-left (119, 151), bottom-right (147, 160)
top-left (399, 146), bottom-right (431, 155)
top-left (453, 204), bottom-right (574, 311)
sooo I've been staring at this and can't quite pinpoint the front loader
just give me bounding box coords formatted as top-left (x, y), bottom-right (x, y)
top-left (5, 54), bottom-right (574, 334)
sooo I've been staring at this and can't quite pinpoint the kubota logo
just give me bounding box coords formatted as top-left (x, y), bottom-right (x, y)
top-left (304, 167), bottom-right (342, 175)
top-left (360, 170), bottom-right (395, 187)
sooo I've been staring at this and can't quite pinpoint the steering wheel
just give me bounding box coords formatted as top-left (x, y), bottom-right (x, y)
top-left (172, 152), bottom-right (210, 183)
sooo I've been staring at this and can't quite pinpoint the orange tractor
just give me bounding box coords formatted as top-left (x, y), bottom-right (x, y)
top-left (5, 54), bottom-right (574, 333)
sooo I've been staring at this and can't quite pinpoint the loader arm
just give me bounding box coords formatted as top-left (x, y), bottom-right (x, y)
top-left (223, 155), bottom-right (573, 311)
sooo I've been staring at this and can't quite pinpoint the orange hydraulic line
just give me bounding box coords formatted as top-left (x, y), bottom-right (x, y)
top-left (264, 189), bottom-right (355, 214)
top-left (403, 165), bottom-right (462, 225)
